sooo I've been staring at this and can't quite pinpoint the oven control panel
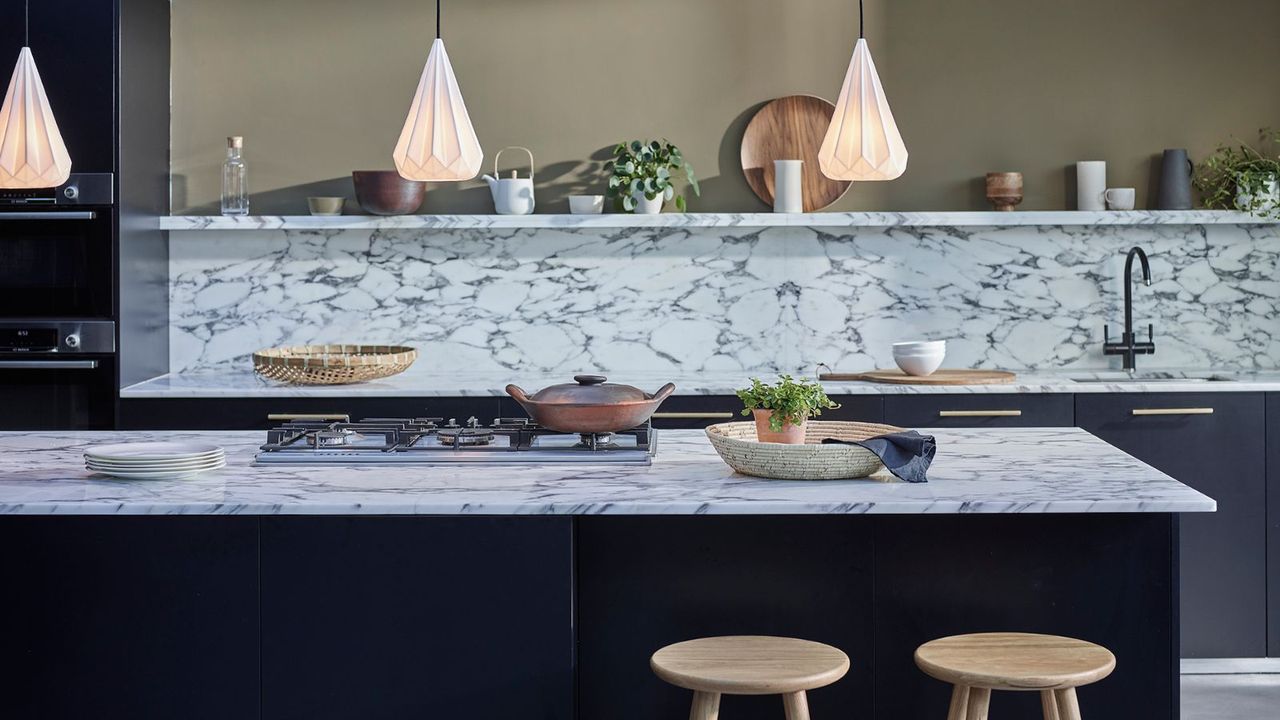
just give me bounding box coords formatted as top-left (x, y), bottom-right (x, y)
top-left (0, 321), bottom-right (115, 353)
top-left (0, 173), bottom-right (114, 206)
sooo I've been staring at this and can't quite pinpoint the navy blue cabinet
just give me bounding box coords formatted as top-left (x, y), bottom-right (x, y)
top-left (1268, 394), bottom-right (1280, 657)
top-left (259, 517), bottom-right (574, 720)
top-left (0, 517), bottom-right (259, 719)
top-left (1077, 393), bottom-right (1267, 658)
top-left (884, 393), bottom-right (1074, 428)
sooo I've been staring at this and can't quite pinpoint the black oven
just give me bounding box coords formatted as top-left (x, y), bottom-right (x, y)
top-left (0, 174), bottom-right (114, 319)
top-left (0, 175), bottom-right (118, 429)
top-left (0, 320), bottom-right (116, 429)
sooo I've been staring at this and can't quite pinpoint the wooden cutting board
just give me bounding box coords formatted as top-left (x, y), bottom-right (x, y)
top-left (819, 369), bottom-right (1018, 385)
top-left (740, 95), bottom-right (851, 212)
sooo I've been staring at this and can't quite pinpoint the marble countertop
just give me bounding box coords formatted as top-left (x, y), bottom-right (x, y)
top-left (158, 210), bottom-right (1275, 231)
top-left (119, 367), bottom-right (1280, 398)
top-left (0, 428), bottom-right (1214, 515)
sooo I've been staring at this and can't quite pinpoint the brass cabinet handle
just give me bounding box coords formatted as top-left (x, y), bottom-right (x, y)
top-left (266, 413), bottom-right (351, 422)
top-left (938, 410), bottom-right (1023, 418)
top-left (651, 412), bottom-right (736, 419)
top-left (1131, 408), bottom-right (1214, 416)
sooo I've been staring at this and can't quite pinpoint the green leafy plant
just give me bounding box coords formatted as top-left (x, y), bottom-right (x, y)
top-left (606, 140), bottom-right (700, 212)
top-left (736, 374), bottom-right (840, 431)
top-left (1194, 128), bottom-right (1280, 219)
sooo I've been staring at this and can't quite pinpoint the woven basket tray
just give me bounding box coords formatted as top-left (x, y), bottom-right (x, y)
top-left (706, 420), bottom-right (904, 480)
top-left (252, 344), bottom-right (418, 385)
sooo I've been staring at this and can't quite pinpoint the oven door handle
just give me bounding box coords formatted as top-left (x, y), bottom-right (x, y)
top-left (0, 211), bottom-right (97, 221)
top-left (0, 359), bottom-right (100, 369)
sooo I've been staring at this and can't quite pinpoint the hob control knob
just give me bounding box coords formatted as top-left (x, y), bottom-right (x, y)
top-left (64, 333), bottom-right (80, 349)
top-left (63, 185), bottom-right (79, 200)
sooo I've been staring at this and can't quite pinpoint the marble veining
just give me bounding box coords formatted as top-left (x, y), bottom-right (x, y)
top-left (159, 210), bottom-right (1275, 231)
top-left (168, 222), bottom-right (1280, 375)
top-left (120, 367), bottom-right (1280, 398)
top-left (0, 428), bottom-right (1215, 515)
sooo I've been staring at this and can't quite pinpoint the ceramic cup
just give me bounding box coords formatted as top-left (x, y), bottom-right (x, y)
top-left (773, 160), bottom-right (804, 213)
top-left (1076, 161), bottom-right (1107, 211)
top-left (985, 172), bottom-right (1024, 211)
top-left (307, 196), bottom-right (344, 216)
top-left (568, 195), bottom-right (605, 215)
top-left (1105, 188), bottom-right (1136, 211)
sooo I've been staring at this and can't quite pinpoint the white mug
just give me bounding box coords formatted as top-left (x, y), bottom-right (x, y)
top-left (568, 195), bottom-right (604, 215)
top-left (773, 160), bottom-right (804, 213)
top-left (1105, 188), bottom-right (1136, 211)
top-left (1076, 161), bottom-right (1107, 211)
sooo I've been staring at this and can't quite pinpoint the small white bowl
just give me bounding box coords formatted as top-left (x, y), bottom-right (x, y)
top-left (569, 195), bottom-right (605, 214)
top-left (893, 340), bottom-right (946, 351)
top-left (895, 353), bottom-right (945, 376)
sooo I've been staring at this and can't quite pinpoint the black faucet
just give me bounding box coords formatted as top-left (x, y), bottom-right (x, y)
top-left (1103, 246), bottom-right (1155, 371)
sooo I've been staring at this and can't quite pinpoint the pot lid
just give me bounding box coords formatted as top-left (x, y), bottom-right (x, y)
top-left (524, 375), bottom-right (651, 404)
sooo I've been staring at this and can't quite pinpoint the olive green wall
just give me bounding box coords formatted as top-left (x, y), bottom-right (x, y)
top-left (171, 0), bottom-right (1280, 214)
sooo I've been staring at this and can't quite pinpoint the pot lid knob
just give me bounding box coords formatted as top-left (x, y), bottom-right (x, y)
top-left (574, 374), bottom-right (607, 386)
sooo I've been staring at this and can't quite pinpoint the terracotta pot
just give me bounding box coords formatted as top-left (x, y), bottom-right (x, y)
top-left (506, 374), bottom-right (676, 434)
top-left (753, 409), bottom-right (807, 444)
top-left (352, 170), bottom-right (426, 216)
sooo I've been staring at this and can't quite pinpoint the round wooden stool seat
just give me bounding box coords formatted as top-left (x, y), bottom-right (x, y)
top-left (915, 632), bottom-right (1115, 691)
top-left (651, 635), bottom-right (850, 695)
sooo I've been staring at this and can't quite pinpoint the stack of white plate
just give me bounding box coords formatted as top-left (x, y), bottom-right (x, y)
top-left (84, 442), bottom-right (226, 480)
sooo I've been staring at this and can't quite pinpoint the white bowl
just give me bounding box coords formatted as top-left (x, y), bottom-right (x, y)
top-left (894, 351), bottom-right (945, 376)
top-left (893, 340), bottom-right (946, 351)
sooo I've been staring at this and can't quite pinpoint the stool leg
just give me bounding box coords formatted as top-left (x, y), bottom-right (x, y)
top-left (1054, 688), bottom-right (1082, 720)
top-left (947, 685), bottom-right (971, 720)
top-left (1041, 690), bottom-right (1060, 720)
top-left (782, 691), bottom-right (810, 720)
top-left (965, 687), bottom-right (991, 720)
top-left (689, 691), bottom-right (721, 720)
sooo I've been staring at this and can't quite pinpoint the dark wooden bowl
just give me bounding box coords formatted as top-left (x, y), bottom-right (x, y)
top-left (352, 171), bottom-right (426, 215)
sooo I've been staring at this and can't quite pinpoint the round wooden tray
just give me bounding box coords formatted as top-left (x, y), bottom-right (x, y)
top-left (740, 95), bottom-right (851, 212)
top-left (822, 369), bottom-right (1017, 386)
top-left (252, 344), bottom-right (418, 385)
top-left (706, 420), bottom-right (903, 480)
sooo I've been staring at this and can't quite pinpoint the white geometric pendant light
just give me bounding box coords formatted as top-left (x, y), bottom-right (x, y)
top-left (818, 0), bottom-right (907, 182)
top-left (0, 46), bottom-right (72, 189)
top-left (393, 0), bottom-right (483, 182)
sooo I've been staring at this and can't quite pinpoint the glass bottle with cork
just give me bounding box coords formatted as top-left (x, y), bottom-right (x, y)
top-left (221, 136), bottom-right (248, 216)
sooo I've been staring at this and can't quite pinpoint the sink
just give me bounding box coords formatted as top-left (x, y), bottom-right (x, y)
top-left (1069, 374), bottom-right (1237, 384)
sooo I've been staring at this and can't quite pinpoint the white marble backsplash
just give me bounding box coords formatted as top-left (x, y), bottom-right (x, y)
top-left (169, 223), bottom-right (1280, 374)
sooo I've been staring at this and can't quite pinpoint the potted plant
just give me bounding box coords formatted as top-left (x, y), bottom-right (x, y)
top-left (736, 375), bottom-right (840, 444)
top-left (1194, 129), bottom-right (1280, 219)
top-left (606, 140), bottom-right (700, 214)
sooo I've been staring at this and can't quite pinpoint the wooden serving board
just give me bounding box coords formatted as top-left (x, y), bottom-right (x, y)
top-left (740, 95), bottom-right (851, 212)
top-left (820, 369), bottom-right (1018, 385)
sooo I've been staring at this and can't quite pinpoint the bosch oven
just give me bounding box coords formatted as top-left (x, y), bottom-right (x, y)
top-left (0, 174), bottom-right (117, 429)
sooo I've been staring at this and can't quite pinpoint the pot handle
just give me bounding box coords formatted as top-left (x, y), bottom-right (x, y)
top-left (505, 384), bottom-right (530, 402)
top-left (494, 146), bottom-right (535, 180)
top-left (650, 383), bottom-right (677, 402)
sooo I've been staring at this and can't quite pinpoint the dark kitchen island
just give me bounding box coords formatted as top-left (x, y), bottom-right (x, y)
top-left (0, 428), bottom-right (1211, 720)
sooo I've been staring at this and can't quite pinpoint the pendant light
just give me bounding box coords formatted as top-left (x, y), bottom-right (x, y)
top-left (393, 0), bottom-right (483, 181)
top-left (818, 0), bottom-right (907, 181)
top-left (0, 1), bottom-right (72, 189)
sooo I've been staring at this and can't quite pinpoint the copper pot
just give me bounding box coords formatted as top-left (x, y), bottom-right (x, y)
top-left (506, 375), bottom-right (676, 433)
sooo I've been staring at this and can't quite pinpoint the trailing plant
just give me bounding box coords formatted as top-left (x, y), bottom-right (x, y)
top-left (736, 374), bottom-right (840, 431)
top-left (606, 140), bottom-right (700, 212)
top-left (1194, 128), bottom-right (1280, 219)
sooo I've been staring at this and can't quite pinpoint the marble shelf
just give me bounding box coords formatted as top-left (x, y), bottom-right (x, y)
top-left (158, 210), bottom-right (1276, 231)
top-left (0, 428), bottom-right (1215, 515)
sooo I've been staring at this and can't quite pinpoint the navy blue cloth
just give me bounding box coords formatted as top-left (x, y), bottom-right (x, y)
top-left (821, 430), bottom-right (936, 483)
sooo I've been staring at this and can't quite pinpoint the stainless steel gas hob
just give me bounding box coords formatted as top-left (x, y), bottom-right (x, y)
top-left (254, 417), bottom-right (657, 465)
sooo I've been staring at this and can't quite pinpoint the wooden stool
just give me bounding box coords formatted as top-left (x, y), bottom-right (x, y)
top-left (650, 635), bottom-right (849, 720)
top-left (914, 632), bottom-right (1116, 720)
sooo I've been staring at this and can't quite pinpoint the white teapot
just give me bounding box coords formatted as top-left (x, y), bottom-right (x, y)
top-left (482, 146), bottom-right (536, 215)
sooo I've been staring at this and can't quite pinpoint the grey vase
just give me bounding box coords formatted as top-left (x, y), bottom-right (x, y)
top-left (1157, 149), bottom-right (1194, 210)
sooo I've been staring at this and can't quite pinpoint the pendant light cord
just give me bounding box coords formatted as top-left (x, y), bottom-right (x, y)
top-left (24, 0), bottom-right (29, 45)
top-left (436, 0), bottom-right (441, 39)
top-left (858, 0), bottom-right (864, 38)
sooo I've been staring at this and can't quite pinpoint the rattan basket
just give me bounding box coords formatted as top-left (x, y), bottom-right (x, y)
top-left (252, 344), bottom-right (418, 385)
top-left (705, 420), bottom-right (904, 480)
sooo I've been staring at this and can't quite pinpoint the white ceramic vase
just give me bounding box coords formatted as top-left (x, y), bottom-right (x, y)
top-left (773, 160), bottom-right (804, 213)
top-left (632, 190), bottom-right (664, 214)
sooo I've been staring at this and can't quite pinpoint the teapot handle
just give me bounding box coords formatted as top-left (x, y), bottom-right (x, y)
top-left (494, 146), bottom-right (535, 181)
